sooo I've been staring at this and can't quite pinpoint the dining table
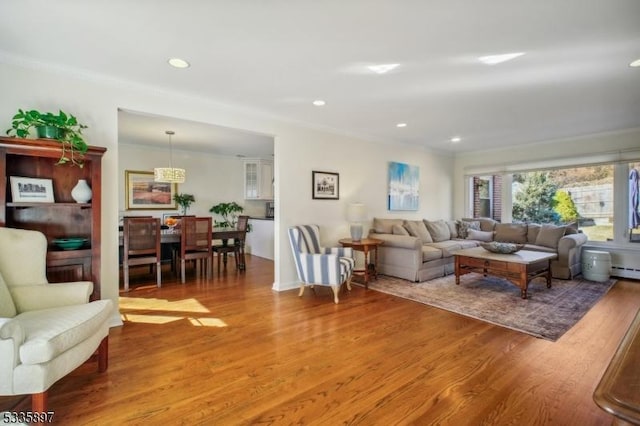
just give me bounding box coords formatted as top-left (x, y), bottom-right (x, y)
top-left (119, 226), bottom-right (246, 271)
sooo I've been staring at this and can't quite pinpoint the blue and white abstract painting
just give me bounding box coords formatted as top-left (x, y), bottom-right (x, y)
top-left (388, 161), bottom-right (419, 211)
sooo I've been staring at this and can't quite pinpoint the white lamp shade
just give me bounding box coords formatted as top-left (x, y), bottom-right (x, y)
top-left (347, 202), bottom-right (366, 222)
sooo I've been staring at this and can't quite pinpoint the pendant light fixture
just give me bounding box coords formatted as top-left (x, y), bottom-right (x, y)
top-left (154, 130), bottom-right (186, 183)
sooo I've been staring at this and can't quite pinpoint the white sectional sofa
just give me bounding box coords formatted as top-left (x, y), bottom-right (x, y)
top-left (369, 217), bottom-right (588, 282)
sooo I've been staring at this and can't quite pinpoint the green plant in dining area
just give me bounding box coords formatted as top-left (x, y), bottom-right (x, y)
top-left (5, 109), bottom-right (89, 167)
top-left (173, 193), bottom-right (195, 215)
top-left (209, 201), bottom-right (245, 228)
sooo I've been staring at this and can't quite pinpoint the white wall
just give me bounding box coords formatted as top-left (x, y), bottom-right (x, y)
top-left (118, 143), bottom-right (246, 219)
top-left (0, 61), bottom-right (455, 319)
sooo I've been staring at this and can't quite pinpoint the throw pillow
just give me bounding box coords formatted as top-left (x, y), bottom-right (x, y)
top-left (527, 223), bottom-right (541, 244)
top-left (403, 220), bottom-right (433, 243)
top-left (392, 224), bottom-right (409, 236)
top-left (467, 229), bottom-right (494, 242)
top-left (457, 220), bottom-right (480, 239)
top-left (0, 272), bottom-right (17, 317)
top-left (535, 224), bottom-right (566, 249)
top-left (446, 220), bottom-right (458, 239)
top-left (371, 218), bottom-right (403, 234)
top-left (494, 223), bottom-right (528, 244)
top-left (424, 220), bottom-right (451, 242)
top-left (564, 221), bottom-right (579, 235)
top-left (480, 242), bottom-right (524, 254)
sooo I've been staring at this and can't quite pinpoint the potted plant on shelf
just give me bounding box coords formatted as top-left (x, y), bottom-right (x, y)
top-left (209, 201), bottom-right (246, 228)
top-left (173, 193), bottom-right (195, 216)
top-left (5, 109), bottom-right (89, 167)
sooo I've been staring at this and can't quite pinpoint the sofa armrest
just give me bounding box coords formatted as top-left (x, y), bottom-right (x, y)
top-left (320, 247), bottom-right (353, 258)
top-left (0, 318), bottom-right (23, 391)
top-left (556, 233), bottom-right (588, 268)
top-left (10, 282), bottom-right (93, 313)
top-left (369, 233), bottom-right (421, 250)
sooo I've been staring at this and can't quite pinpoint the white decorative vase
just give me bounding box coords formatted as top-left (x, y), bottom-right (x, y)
top-left (71, 179), bottom-right (92, 203)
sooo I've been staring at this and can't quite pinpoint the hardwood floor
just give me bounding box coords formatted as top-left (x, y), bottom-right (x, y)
top-left (2, 255), bottom-right (640, 425)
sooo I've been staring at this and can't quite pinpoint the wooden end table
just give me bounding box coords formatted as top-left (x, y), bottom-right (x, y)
top-left (338, 238), bottom-right (384, 289)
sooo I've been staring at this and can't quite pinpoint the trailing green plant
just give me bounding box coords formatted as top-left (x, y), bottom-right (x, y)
top-left (173, 193), bottom-right (195, 215)
top-left (6, 109), bottom-right (89, 167)
top-left (209, 201), bottom-right (244, 228)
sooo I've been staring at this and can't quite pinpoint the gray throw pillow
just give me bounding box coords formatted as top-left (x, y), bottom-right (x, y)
top-left (467, 229), bottom-right (494, 242)
top-left (535, 224), bottom-right (566, 249)
top-left (392, 224), bottom-right (410, 236)
top-left (494, 223), bottom-right (528, 244)
top-left (457, 220), bottom-right (480, 239)
top-left (424, 220), bottom-right (451, 242)
top-left (403, 220), bottom-right (433, 243)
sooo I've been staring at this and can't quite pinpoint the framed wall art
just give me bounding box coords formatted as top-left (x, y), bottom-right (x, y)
top-left (125, 170), bottom-right (178, 210)
top-left (388, 161), bottom-right (419, 211)
top-left (312, 171), bottom-right (339, 200)
top-left (10, 176), bottom-right (55, 203)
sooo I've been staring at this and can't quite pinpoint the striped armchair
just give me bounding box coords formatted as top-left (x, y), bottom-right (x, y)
top-left (288, 225), bottom-right (355, 304)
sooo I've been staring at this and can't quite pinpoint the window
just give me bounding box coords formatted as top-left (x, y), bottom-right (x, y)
top-left (511, 166), bottom-right (614, 241)
top-left (467, 157), bottom-right (640, 246)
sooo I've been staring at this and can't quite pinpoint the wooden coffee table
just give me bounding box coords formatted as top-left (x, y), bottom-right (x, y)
top-left (454, 247), bottom-right (557, 299)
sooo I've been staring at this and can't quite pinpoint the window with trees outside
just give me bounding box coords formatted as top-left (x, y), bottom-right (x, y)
top-left (470, 161), bottom-right (640, 244)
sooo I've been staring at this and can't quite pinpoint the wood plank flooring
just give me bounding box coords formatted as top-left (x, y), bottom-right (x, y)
top-left (2, 255), bottom-right (640, 425)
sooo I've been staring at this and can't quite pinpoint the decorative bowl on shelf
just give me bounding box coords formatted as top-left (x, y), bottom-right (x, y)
top-left (53, 237), bottom-right (88, 250)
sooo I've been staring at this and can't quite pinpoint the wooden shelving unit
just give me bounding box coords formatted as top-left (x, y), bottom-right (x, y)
top-left (0, 136), bottom-right (106, 300)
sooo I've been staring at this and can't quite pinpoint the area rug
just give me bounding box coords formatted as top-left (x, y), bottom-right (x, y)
top-left (365, 273), bottom-right (616, 341)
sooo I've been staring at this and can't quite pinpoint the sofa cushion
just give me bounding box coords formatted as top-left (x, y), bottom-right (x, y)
top-left (16, 299), bottom-right (112, 365)
top-left (428, 241), bottom-right (463, 257)
top-left (467, 229), bottom-right (494, 242)
top-left (446, 220), bottom-right (458, 239)
top-left (404, 220), bottom-right (433, 243)
top-left (523, 243), bottom-right (556, 254)
top-left (564, 221), bottom-right (579, 234)
top-left (422, 246), bottom-right (443, 262)
top-left (457, 220), bottom-right (480, 239)
top-left (463, 217), bottom-right (497, 232)
top-left (527, 223), bottom-right (542, 243)
top-left (372, 218), bottom-right (404, 234)
top-left (392, 224), bottom-right (409, 236)
top-left (494, 223), bottom-right (528, 244)
top-left (535, 224), bottom-right (566, 249)
top-left (424, 220), bottom-right (451, 242)
top-left (0, 272), bottom-right (17, 318)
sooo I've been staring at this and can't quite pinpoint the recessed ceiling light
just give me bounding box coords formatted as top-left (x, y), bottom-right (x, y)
top-left (630, 58), bottom-right (640, 67)
top-left (450, 136), bottom-right (461, 143)
top-left (312, 100), bottom-right (326, 106)
top-left (396, 123), bottom-right (407, 128)
top-left (478, 52), bottom-right (524, 65)
top-left (368, 64), bottom-right (400, 74)
top-left (168, 58), bottom-right (190, 68)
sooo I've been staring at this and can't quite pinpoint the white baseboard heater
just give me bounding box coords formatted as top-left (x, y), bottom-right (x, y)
top-left (611, 265), bottom-right (640, 280)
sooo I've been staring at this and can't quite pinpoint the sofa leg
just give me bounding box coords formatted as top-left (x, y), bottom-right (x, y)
top-left (98, 336), bottom-right (109, 372)
top-left (32, 391), bottom-right (47, 413)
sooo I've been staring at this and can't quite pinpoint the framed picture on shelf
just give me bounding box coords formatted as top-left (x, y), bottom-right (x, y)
top-left (312, 171), bottom-right (339, 200)
top-left (125, 170), bottom-right (178, 210)
top-left (10, 176), bottom-right (55, 203)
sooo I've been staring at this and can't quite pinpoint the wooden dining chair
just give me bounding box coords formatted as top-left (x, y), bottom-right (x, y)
top-left (122, 217), bottom-right (162, 291)
top-left (213, 215), bottom-right (249, 272)
top-left (178, 216), bottom-right (213, 283)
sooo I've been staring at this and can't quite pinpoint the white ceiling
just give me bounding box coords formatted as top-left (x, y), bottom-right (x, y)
top-left (1, 1), bottom-right (639, 155)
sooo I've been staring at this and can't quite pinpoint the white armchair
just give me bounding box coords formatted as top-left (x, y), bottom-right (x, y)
top-left (0, 227), bottom-right (113, 412)
top-left (288, 225), bottom-right (355, 303)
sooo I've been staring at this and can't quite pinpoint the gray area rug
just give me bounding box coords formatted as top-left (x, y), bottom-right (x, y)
top-left (365, 273), bottom-right (616, 341)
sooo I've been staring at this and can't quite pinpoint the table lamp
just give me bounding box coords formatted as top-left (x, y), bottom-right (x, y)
top-left (347, 202), bottom-right (366, 241)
